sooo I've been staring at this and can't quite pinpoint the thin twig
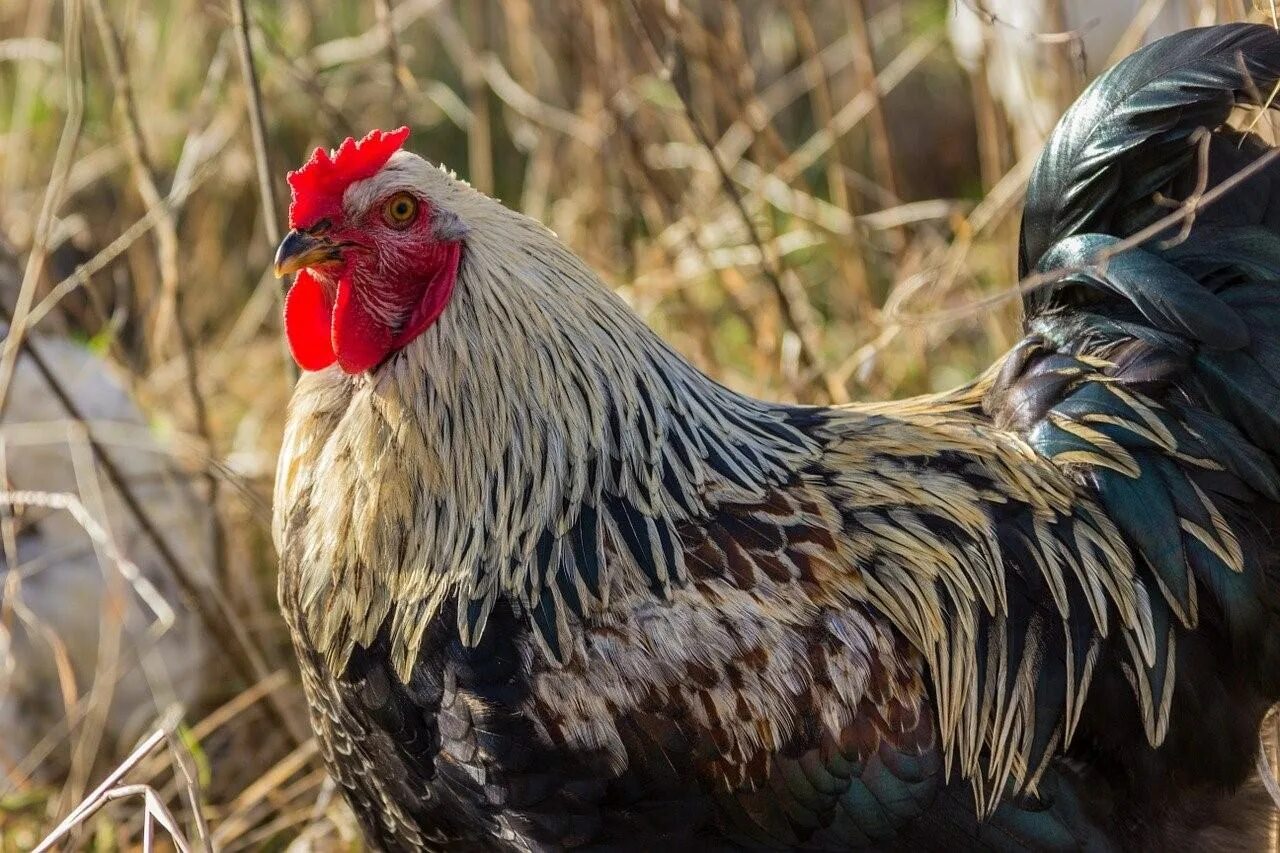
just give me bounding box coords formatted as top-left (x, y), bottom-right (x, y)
top-left (891, 132), bottom-right (1280, 326)
top-left (375, 0), bottom-right (407, 120)
top-left (168, 729), bottom-right (213, 852)
top-left (0, 301), bottom-right (306, 747)
top-left (784, 0), bottom-right (871, 307)
top-left (0, 489), bottom-right (175, 632)
top-left (0, 0), bottom-right (85, 425)
top-left (482, 55), bottom-right (605, 146)
top-left (605, 85), bottom-right (775, 375)
top-left (87, 0), bottom-right (228, 589)
top-left (86, 0), bottom-right (179, 357)
top-left (1153, 128), bottom-right (1213, 249)
top-left (230, 0), bottom-right (279, 248)
top-left (229, 0), bottom-right (297, 384)
top-left (773, 33), bottom-right (938, 186)
top-left (958, 0), bottom-right (1100, 44)
top-left (34, 726), bottom-right (196, 853)
top-left (627, 0), bottom-right (843, 401)
top-left (25, 151), bottom-right (223, 331)
top-left (130, 670), bottom-right (291, 787)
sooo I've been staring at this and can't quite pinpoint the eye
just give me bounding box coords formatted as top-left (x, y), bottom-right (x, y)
top-left (382, 192), bottom-right (418, 228)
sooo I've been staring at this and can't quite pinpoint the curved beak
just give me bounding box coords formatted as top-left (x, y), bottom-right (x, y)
top-left (274, 230), bottom-right (341, 279)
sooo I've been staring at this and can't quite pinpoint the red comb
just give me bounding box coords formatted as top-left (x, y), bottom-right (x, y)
top-left (286, 127), bottom-right (411, 228)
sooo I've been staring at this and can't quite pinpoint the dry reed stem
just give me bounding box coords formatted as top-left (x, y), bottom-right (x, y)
top-left (0, 0), bottom-right (84, 426)
top-left (87, 0), bottom-right (229, 590)
top-left (210, 738), bottom-right (319, 848)
top-left (1107, 0), bottom-right (1178, 66)
top-left (62, 437), bottom-right (125, 812)
top-left (0, 302), bottom-right (306, 749)
top-left (34, 724), bottom-right (207, 853)
top-left (845, 0), bottom-right (898, 203)
top-left (461, 1), bottom-right (494, 195)
top-left (967, 2), bottom-right (1008, 190)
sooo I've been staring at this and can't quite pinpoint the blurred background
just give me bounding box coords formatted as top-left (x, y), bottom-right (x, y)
top-left (0, 0), bottom-right (1274, 849)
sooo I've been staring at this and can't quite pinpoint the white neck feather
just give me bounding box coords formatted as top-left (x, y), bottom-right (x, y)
top-left (276, 165), bottom-right (821, 678)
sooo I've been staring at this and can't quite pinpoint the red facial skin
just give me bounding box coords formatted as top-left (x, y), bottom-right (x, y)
top-left (284, 199), bottom-right (462, 375)
top-left (282, 127), bottom-right (461, 374)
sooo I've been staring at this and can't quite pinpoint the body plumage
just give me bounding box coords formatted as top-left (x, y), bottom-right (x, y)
top-left (275, 25), bottom-right (1280, 850)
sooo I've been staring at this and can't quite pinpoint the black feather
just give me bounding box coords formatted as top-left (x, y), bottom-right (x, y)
top-left (1021, 23), bottom-right (1280, 274)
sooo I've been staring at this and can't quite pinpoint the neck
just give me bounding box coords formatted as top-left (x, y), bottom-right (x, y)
top-left (277, 201), bottom-right (822, 678)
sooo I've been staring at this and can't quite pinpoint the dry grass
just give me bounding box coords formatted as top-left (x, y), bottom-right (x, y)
top-left (0, 0), bottom-right (1275, 849)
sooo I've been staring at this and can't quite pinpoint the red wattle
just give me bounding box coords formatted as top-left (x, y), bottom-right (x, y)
top-left (333, 277), bottom-right (395, 374)
top-left (284, 269), bottom-right (337, 371)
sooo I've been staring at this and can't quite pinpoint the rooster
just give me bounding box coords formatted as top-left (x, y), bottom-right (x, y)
top-left (274, 25), bottom-right (1280, 851)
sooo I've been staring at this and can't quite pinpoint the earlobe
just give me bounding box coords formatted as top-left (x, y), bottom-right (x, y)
top-left (392, 241), bottom-right (462, 350)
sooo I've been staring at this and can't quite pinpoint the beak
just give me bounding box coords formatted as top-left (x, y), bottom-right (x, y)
top-left (274, 229), bottom-right (341, 279)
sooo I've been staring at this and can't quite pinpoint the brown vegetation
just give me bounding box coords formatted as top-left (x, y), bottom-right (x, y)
top-left (0, 0), bottom-right (1274, 849)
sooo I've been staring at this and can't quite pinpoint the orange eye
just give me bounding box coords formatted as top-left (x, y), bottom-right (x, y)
top-left (383, 192), bottom-right (418, 227)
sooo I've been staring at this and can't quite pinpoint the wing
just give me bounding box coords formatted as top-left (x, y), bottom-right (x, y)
top-left (524, 481), bottom-right (1118, 850)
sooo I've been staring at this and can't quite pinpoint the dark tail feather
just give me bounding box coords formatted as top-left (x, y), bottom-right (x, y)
top-left (1014, 20), bottom-right (1280, 661)
top-left (987, 25), bottom-right (1280, 808)
top-left (1020, 23), bottom-right (1280, 276)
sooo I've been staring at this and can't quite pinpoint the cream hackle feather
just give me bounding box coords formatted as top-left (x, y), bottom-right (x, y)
top-left (274, 151), bottom-right (822, 677)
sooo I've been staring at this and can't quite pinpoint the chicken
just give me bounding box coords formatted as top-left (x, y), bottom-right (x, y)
top-left (273, 25), bottom-right (1280, 851)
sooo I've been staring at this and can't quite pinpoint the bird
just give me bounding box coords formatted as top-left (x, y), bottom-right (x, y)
top-left (273, 24), bottom-right (1280, 851)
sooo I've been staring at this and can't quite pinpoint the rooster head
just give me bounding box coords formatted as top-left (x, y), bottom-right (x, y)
top-left (275, 127), bottom-right (467, 374)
